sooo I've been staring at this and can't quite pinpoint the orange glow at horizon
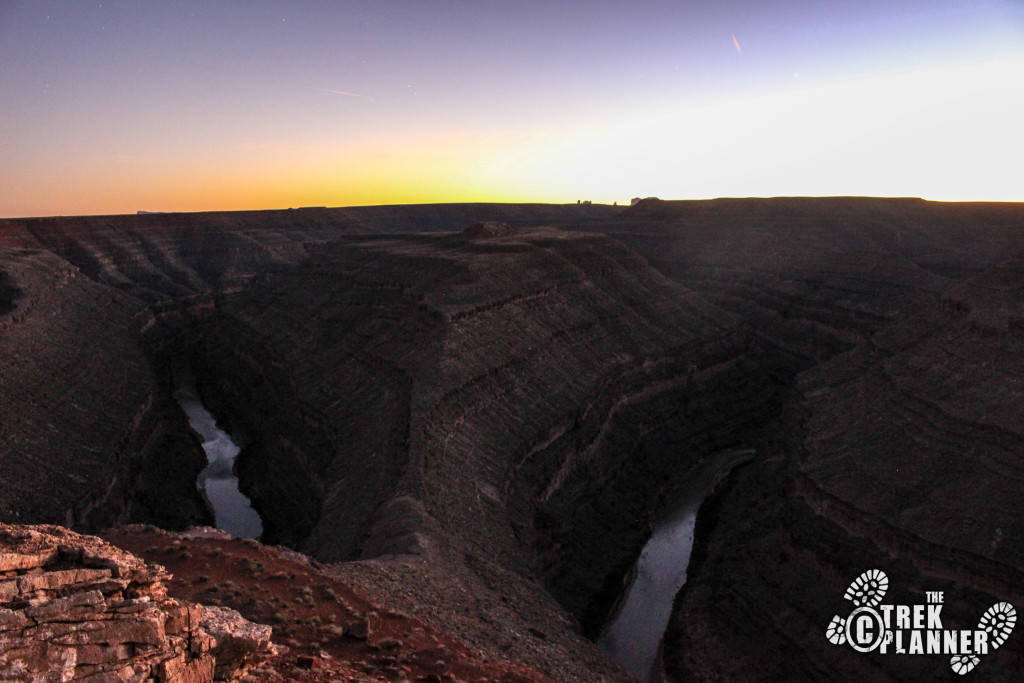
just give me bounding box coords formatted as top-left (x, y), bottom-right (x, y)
top-left (3, 130), bottom-right (549, 217)
top-left (4, 57), bottom-right (1022, 218)
top-left (3, 3), bottom-right (1022, 218)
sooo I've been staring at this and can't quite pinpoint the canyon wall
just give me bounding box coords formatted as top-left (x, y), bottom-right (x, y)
top-left (2, 199), bottom-right (1024, 680)
top-left (665, 265), bottom-right (1024, 679)
top-left (0, 246), bottom-right (208, 530)
top-left (170, 228), bottom-right (782, 616)
top-left (0, 203), bottom-right (619, 537)
top-left (579, 199), bottom-right (1024, 680)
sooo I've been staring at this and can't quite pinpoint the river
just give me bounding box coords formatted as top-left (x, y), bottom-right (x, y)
top-left (598, 448), bottom-right (755, 682)
top-left (173, 383), bottom-right (263, 539)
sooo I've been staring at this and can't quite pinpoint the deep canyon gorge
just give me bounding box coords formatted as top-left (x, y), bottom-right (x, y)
top-left (2, 198), bottom-right (1024, 681)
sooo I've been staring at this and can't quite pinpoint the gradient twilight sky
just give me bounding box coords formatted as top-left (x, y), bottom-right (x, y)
top-left (2, 1), bottom-right (1023, 217)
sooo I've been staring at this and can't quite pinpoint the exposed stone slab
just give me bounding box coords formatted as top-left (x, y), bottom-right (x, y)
top-left (200, 605), bottom-right (272, 680)
top-left (0, 523), bottom-right (272, 681)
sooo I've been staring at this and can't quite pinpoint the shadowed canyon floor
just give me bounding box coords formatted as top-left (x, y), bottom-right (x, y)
top-left (2, 198), bottom-right (1024, 680)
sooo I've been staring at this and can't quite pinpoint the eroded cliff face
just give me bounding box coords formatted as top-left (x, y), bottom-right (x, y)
top-left (1, 206), bottom-right (656, 681)
top-left (610, 201), bottom-right (1024, 681)
top-left (663, 285), bottom-right (1024, 679)
top-left (3, 199), bottom-right (1024, 681)
top-left (0, 204), bottom-right (620, 537)
top-left (180, 228), bottom-right (780, 633)
top-left (579, 197), bottom-right (1024, 370)
top-left (0, 247), bottom-right (208, 530)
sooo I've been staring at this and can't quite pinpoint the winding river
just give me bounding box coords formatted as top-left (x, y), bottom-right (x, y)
top-left (173, 383), bottom-right (263, 539)
top-left (599, 448), bottom-right (755, 682)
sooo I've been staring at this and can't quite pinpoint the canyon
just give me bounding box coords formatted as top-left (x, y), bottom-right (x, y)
top-left (2, 198), bottom-right (1024, 680)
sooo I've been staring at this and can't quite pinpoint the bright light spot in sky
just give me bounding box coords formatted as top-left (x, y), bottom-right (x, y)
top-left (498, 57), bottom-right (1024, 203)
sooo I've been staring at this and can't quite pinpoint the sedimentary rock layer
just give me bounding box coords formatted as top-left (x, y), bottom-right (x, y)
top-left (185, 228), bottom-right (777, 636)
top-left (0, 203), bottom-right (616, 531)
top-left (0, 523), bottom-right (270, 681)
top-left (614, 200), bottom-right (1024, 679)
top-left (3, 198), bottom-right (1024, 681)
top-left (0, 247), bottom-right (208, 530)
top-left (579, 197), bottom-right (1024, 368)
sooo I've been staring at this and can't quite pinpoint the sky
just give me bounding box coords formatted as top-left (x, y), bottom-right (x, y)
top-left (1, 1), bottom-right (1022, 217)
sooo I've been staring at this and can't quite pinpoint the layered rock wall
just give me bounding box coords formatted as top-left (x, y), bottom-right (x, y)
top-left (656, 225), bottom-right (1024, 679)
top-left (0, 523), bottom-right (270, 682)
top-left (4, 199), bottom-right (1024, 680)
top-left (0, 248), bottom-right (208, 530)
top-left (579, 197), bottom-right (1024, 370)
top-left (181, 229), bottom-right (775, 621)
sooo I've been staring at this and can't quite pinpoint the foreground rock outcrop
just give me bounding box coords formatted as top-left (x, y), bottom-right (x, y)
top-left (0, 523), bottom-right (270, 681)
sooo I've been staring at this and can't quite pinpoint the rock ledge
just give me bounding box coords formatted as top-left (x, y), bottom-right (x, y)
top-left (0, 523), bottom-right (271, 682)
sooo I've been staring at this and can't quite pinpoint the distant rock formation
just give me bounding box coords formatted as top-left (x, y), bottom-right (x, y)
top-left (0, 523), bottom-right (271, 682)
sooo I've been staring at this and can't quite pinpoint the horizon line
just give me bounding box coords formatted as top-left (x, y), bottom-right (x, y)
top-left (6, 195), bottom-right (1024, 221)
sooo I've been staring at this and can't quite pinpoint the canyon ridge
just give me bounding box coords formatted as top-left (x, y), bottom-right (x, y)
top-left (2, 197), bottom-right (1024, 681)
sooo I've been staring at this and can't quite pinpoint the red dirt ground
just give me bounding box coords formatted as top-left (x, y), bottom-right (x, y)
top-left (103, 526), bottom-right (556, 683)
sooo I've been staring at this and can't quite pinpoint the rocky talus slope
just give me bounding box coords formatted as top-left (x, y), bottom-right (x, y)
top-left (103, 525), bottom-right (560, 682)
top-left (0, 523), bottom-right (270, 681)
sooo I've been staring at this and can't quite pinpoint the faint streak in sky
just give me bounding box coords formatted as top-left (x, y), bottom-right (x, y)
top-left (310, 86), bottom-right (366, 98)
top-left (732, 34), bottom-right (742, 56)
